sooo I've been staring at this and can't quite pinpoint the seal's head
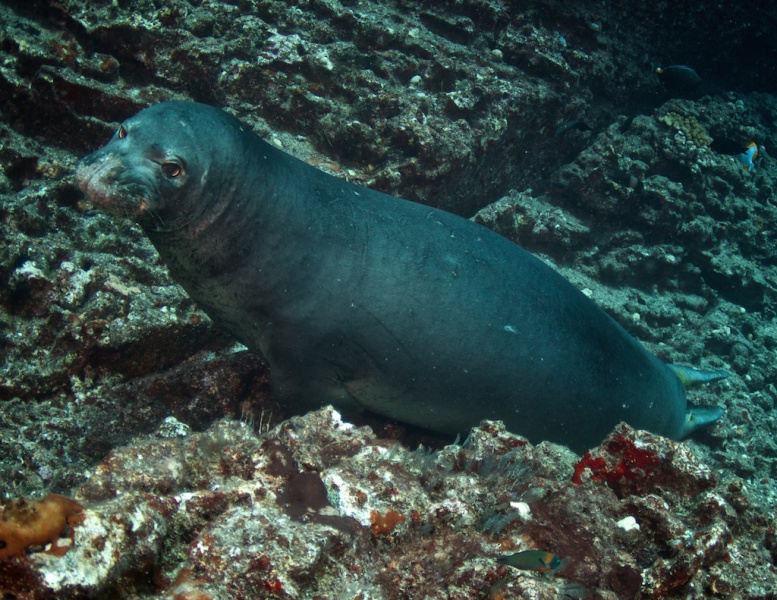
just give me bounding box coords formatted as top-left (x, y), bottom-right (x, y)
top-left (76, 101), bottom-right (239, 233)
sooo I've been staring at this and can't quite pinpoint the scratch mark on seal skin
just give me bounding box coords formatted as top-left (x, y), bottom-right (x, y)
top-left (351, 302), bottom-right (414, 363)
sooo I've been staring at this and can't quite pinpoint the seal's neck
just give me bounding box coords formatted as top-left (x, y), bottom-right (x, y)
top-left (144, 132), bottom-right (328, 328)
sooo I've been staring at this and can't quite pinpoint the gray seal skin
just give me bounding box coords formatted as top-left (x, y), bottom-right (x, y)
top-left (76, 101), bottom-right (725, 453)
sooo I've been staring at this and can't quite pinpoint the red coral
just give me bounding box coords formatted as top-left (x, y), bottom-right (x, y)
top-left (572, 435), bottom-right (659, 487)
top-left (263, 577), bottom-right (283, 592)
top-left (571, 451), bottom-right (607, 485)
top-left (607, 435), bottom-right (660, 473)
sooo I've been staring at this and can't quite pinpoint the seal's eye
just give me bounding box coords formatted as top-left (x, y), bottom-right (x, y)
top-left (117, 125), bottom-right (127, 139)
top-left (161, 161), bottom-right (182, 178)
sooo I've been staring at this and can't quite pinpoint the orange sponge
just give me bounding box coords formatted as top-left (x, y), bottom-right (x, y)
top-left (0, 493), bottom-right (85, 559)
top-left (370, 509), bottom-right (406, 536)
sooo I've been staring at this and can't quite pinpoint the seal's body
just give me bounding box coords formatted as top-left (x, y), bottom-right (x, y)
top-left (76, 101), bottom-right (724, 452)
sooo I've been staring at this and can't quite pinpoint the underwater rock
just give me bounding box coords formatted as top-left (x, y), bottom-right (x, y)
top-left (0, 412), bottom-right (773, 599)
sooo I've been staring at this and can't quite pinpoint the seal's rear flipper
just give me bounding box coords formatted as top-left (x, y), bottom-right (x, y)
top-left (668, 364), bottom-right (728, 388)
top-left (681, 404), bottom-right (725, 437)
top-left (666, 364), bottom-right (727, 438)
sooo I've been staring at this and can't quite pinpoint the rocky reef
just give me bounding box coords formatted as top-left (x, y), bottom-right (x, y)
top-left (2, 408), bottom-right (774, 599)
top-left (1, 0), bottom-right (776, 598)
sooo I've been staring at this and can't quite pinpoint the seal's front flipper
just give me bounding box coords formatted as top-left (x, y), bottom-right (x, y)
top-left (681, 404), bottom-right (725, 438)
top-left (668, 364), bottom-right (728, 388)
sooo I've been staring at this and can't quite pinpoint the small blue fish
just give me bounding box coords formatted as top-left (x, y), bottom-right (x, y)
top-left (740, 142), bottom-right (758, 172)
top-left (554, 119), bottom-right (591, 137)
top-left (497, 550), bottom-right (569, 575)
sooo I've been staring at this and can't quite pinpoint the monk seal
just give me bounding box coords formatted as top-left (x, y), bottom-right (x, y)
top-left (75, 101), bottom-right (725, 452)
